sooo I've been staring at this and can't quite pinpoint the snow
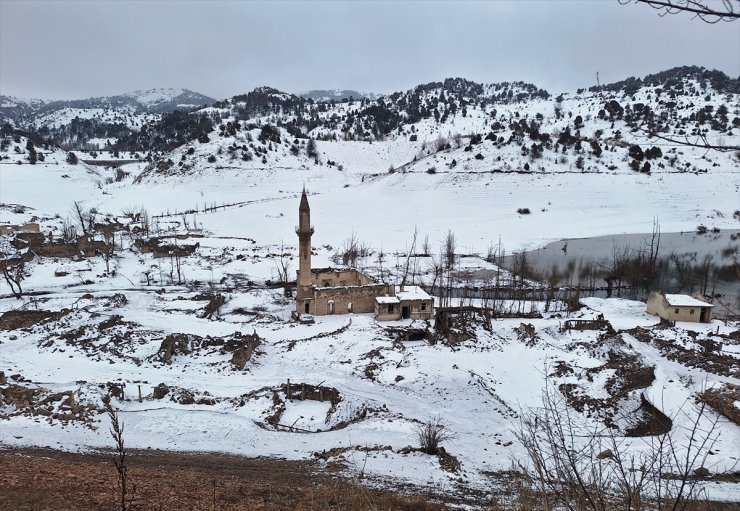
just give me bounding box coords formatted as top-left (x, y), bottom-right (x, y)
top-left (376, 296), bottom-right (400, 304)
top-left (123, 88), bottom-right (185, 106)
top-left (395, 285), bottom-right (431, 301)
top-left (1, 74), bottom-right (739, 502)
top-left (665, 294), bottom-right (714, 308)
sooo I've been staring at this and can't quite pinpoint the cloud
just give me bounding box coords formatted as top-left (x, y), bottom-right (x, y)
top-left (0, 0), bottom-right (737, 100)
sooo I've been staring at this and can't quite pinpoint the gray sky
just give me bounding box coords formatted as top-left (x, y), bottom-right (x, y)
top-left (1, 0), bottom-right (738, 100)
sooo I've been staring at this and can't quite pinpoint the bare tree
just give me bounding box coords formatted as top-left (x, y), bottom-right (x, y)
top-left (273, 241), bottom-right (293, 283)
top-left (400, 226), bottom-right (418, 287)
top-left (337, 232), bottom-right (371, 268)
top-left (0, 237), bottom-right (25, 299)
top-left (443, 230), bottom-right (456, 270)
top-left (515, 386), bottom-right (721, 511)
top-left (619, 0), bottom-right (740, 23)
top-left (61, 217), bottom-right (78, 243)
top-left (646, 217), bottom-right (661, 277)
top-left (634, 126), bottom-right (740, 152)
top-left (104, 397), bottom-right (131, 511)
top-left (421, 234), bottom-right (431, 257)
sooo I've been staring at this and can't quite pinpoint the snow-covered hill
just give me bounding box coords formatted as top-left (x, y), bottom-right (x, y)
top-left (1, 66), bottom-right (739, 503)
top-left (301, 89), bottom-right (380, 102)
top-left (0, 88), bottom-right (215, 150)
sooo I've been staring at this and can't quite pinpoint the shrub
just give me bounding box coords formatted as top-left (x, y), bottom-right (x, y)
top-left (414, 415), bottom-right (453, 455)
top-left (207, 155), bottom-right (216, 163)
top-left (517, 208), bottom-right (531, 215)
top-left (426, 167), bottom-right (436, 174)
top-left (115, 169), bottom-right (129, 182)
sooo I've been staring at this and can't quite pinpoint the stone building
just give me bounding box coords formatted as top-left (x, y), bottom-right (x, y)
top-left (646, 292), bottom-right (713, 323)
top-left (375, 286), bottom-right (434, 320)
top-left (294, 190), bottom-right (433, 320)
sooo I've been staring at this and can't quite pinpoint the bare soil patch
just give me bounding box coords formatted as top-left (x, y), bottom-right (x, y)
top-left (0, 447), bottom-right (446, 511)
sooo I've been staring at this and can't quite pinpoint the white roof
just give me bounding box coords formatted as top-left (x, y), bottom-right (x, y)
top-left (664, 294), bottom-right (712, 308)
top-left (395, 285), bottom-right (432, 301)
top-left (376, 296), bottom-right (400, 304)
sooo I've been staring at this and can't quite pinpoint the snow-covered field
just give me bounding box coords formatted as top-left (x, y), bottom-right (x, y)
top-left (1, 83), bottom-right (739, 503)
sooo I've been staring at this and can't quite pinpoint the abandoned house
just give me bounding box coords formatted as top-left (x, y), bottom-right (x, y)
top-left (295, 189), bottom-right (433, 320)
top-left (646, 291), bottom-right (713, 323)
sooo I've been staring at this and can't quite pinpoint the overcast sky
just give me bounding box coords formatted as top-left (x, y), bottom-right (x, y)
top-left (0, 0), bottom-right (737, 100)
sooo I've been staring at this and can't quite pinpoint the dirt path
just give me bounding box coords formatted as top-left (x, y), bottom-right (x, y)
top-left (0, 447), bottom-right (446, 510)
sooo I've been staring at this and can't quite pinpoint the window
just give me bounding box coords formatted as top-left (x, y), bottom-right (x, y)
top-left (421, 303), bottom-right (427, 311)
top-left (388, 304), bottom-right (394, 313)
top-left (674, 308), bottom-right (679, 314)
top-left (690, 309), bottom-right (694, 315)
top-left (323, 280), bottom-right (332, 287)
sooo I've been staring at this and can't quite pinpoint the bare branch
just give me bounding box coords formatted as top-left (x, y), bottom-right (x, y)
top-left (619, 0), bottom-right (740, 23)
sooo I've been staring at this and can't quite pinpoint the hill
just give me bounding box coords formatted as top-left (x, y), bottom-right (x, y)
top-left (0, 65), bottom-right (738, 505)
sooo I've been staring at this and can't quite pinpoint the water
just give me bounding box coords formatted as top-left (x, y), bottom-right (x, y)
top-left (503, 230), bottom-right (740, 317)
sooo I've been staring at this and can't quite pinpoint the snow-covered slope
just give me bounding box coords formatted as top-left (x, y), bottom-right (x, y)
top-left (1, 66), bottom-right (739, 503)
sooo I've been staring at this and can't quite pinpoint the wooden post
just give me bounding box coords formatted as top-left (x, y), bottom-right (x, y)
top-left (138, 385), bottom-right (142, 403)
top-left (301, 384), bottom-right (306, 401)
top-left (287, 379), bottom-right (291, 400)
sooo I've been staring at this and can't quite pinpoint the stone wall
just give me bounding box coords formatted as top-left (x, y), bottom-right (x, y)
top-left (0, 223), bottom-right (40, 234)
top-left (310, 268), bottom-right (374, 288)
top-left (312, 284), bottom-right (392, 315)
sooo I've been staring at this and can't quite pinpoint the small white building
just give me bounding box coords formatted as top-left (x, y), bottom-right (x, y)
top-left (646, 292), bottom-right (713, 323)
top-left (375, 285), bottom-right (434, 321)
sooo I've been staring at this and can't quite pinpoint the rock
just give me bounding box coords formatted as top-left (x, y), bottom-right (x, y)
top-left (106, 382), bottom-right (125, 399)
top-left (694, 466), bottom-right (710, 477)
top-left (152, 383), bottom-right (169, 399)
top-left (228, 331), bottom-right (261, 370)
top-left (231, 347), bottom-right (252, 371)
top-left (0, 309), bottom-right (70, 331)
top-left (597, 449), bottom-right (614, 460)
top-left (157, 333), bottom-right (193, 363)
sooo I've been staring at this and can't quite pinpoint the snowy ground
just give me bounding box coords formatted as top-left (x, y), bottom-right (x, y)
top-left (1, 136), bottom-right (739, 503)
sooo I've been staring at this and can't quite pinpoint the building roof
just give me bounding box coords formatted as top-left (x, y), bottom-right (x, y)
top-left (395, 285), bottom-right (432, 301)
top-left (299, 189), bottom-right (310, 211)
top-left (376, 296), bottom-right (400, 304)
top-left (664, 294), bottom-right (713, 308)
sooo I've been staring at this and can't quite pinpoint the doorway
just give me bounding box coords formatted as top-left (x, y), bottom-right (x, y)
top-left (328, 300), bottom-right (335, 315)
top-left (700, 308), bottom-right (707, 322)
top-left (401, 306), bottom-right (410, 319)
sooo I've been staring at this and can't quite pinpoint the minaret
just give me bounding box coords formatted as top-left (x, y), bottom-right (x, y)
top-left (296, 188), bottom-right (314, 313)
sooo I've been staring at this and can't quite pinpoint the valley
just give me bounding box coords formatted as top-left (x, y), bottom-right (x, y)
top-left (1, 66), bottom-right (739, 508)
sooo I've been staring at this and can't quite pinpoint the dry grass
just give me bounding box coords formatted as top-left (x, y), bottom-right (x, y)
top-left (0, 448), bottom-right (446, 511)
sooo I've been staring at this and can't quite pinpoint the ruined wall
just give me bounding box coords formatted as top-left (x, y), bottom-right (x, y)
top-left (0, 223), bottom-right (40, 234)
top-left (312, 284), bottom-right (392, 315)
top-left (310, 269), bottom-right (374, 288)
top-left (9, 232), bottom-right (106, 258)
top-left (375, 306), bottom-right (401, 321)
top-left (404, 299), bottom-right (434, 320)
